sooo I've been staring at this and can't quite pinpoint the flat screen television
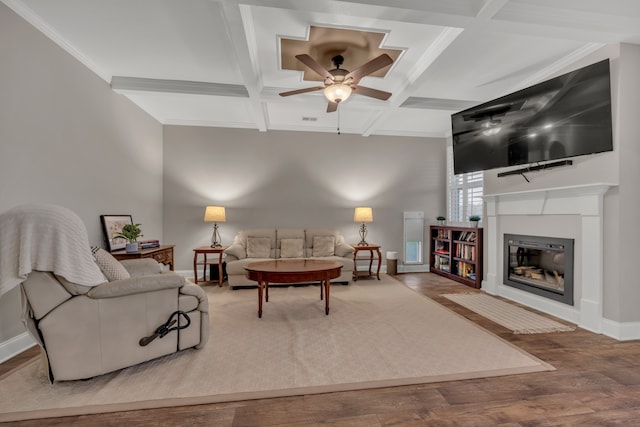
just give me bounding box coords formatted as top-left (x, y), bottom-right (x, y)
top-left (451, 59), bottom-right (613, 175)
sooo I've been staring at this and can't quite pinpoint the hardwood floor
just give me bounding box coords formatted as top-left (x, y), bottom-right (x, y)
top-left (3, 273), bottom-right (640, 426)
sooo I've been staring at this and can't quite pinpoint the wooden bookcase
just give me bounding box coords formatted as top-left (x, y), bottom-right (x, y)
top-left (430, 226), bottom-right (483, 288)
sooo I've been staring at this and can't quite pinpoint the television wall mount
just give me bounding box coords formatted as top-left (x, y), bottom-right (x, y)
top-left (497, 160), bottom-right (573, 182)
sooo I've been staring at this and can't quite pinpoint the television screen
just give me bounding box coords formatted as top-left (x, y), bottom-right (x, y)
top-left (451, 59), bottom-right (613, 175)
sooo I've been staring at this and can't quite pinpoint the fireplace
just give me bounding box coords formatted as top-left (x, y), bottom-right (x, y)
top-left (503, 234), bottom-right (574, 305)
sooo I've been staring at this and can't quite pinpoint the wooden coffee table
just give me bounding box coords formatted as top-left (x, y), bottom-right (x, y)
top-left (245, 259), bottom-right (343, 318)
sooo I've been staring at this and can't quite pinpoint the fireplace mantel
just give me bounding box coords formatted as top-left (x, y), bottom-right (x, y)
top-left (483, 183), bottom-right (616, 334)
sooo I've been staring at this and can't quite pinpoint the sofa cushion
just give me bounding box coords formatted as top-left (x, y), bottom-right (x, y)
top-left (280, 238), bottom-right (304, 258)
top-left (247, 237), bottom-right (271, 258)
top-left (91, 247), bottom-right (130, 281)
top-left (312, 235), bottom-right (335, 257)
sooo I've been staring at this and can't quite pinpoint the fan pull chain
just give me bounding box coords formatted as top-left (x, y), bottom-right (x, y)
top-left (337, 105), bottom-right (341, 135)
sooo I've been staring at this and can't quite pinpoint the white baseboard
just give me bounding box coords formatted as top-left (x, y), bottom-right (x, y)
top-left (0, 332), bottom-right (36, 364)
top-left (397, 264), bottom-right (430, 273)
top-left (602, 319), bottom-right (640, 341)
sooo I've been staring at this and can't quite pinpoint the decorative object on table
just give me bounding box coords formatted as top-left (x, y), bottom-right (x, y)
top-left (469, 215), bottom-right (481, 228)
top-left (140, 239), bottom-right (160, 249)
top-left (116, 223), bottom-right (143, 253)
top-left (354, 207), bottom-right (373, 246)
top-left (100, 214), bottom-right (133, 251)
top-left (437, 216), bottom-right (446, 226)
top-left (204, 205), bottom-right (226, 247)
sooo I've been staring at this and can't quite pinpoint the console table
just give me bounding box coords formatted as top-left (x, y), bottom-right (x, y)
top-left (112, 245), bottom-right (174, 271)
top-left (352, 244), bottom-right (381, 281)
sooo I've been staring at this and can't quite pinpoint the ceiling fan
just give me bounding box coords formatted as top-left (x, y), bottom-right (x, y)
top-left (279, 53), bottom-right (393, 112)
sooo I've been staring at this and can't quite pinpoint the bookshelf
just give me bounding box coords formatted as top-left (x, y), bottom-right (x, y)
top-left (430, 226), bottom-right (483, 288)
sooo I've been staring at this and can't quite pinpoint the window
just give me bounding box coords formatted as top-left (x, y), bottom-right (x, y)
top-left (447, 146), bottom-right (483, 223)
top-left (403, 212), bottom-right (424, 264)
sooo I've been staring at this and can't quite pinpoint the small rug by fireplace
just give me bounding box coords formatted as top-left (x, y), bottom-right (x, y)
top-left (443, 293), bottom-right (576, 334)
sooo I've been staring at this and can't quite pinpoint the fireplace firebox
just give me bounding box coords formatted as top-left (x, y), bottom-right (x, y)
top-left (503, 234), bottom-right (574, 305)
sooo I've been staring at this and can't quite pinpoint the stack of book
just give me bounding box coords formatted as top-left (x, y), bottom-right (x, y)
top-left (140, 239), bottom-right (160, 249)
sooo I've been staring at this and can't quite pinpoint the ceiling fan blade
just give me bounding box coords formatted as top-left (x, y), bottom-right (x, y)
top-left (353, 85), bottom-right (392, 101)
top-left (345, 54), bottom-right (393, 82)
top-left (327, 101), bottom-right (338, 113)
top-left (295, 54), bottom-right (333, 81)
top-left (279, 86), bottom-right (325, 97)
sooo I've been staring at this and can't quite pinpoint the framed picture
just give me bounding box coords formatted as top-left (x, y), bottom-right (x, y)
top-left (100, 215), bottom-right (133, 252)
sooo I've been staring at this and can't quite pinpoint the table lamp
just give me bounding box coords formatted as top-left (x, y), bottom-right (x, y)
top-left (204, 206), bottom-right (226, 247)
top-left (354, 207), bottom-right (373, 246)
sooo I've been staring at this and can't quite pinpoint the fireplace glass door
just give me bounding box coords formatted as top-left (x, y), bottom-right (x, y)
top-left (504, 234), bottom-right (574, 305)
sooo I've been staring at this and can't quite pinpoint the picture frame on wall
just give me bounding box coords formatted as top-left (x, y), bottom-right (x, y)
top-left (100, 214), bottom-right (133, 252)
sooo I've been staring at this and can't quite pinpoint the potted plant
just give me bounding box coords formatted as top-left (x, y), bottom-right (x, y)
top-left (116, 223), bottom-right (143, 252)
top-left (436, 216), bottom-right (446, 226)
top-left (469, 215), bottom-right (481, 228)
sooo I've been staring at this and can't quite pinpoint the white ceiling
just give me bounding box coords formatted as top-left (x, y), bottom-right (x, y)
top-left (5, 0), bottom-right (640, 137)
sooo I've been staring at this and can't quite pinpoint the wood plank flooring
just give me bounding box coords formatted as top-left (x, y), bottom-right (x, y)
top-left (2, 273), bottom-right (640, 426)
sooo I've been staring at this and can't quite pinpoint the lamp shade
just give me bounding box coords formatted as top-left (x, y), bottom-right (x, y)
top-left (354, 207), bottom-right (373, 223)
top-left (324, 84), bottom-right (352, 104)
top-left (204, 206), bottom-right (226, 222)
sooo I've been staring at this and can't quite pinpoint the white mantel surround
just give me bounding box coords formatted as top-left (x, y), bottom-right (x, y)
top-left (483, 183), bottom-right (615, 334)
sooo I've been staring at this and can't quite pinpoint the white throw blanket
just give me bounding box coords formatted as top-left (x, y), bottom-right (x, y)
top-left (0, 204), bottom-right (105, 298)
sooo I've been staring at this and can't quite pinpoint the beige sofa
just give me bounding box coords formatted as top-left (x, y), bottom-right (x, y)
top-left (224, 228), bottom-right (354, 288)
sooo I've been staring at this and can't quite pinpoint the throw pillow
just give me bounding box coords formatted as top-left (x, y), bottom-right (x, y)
top-left (312, 235), bottom-right (335, 257)
top-left (91, 246), bottom-right (131, 281)
top-left (335, 241), bottom-right (355, 257)
top-left (224, 243), bottom-right (246, 259)
top-left (280, 238), bottom-right (304, 258)
top-left (246, 237), bottom-right (272, 258)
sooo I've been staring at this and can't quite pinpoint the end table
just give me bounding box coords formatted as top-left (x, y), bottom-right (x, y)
top-left (193, 246), bottom-right (227, 286)
top-left (352, 244), bottom-right (381, 281)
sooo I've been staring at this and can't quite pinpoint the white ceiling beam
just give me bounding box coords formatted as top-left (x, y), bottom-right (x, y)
top-left (219, 0), bottom-right (268, 131)
top-left (110, 77), bottom-right (249, 97)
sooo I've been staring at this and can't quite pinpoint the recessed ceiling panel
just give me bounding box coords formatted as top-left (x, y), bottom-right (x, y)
top-left (21, 0), bottom-right (242, 83)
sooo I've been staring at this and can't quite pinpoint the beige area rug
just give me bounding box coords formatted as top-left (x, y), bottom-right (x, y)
top-left (0, 276), bottom-right (553, 422)
top-left (444, 293), bottom-right (576, 334)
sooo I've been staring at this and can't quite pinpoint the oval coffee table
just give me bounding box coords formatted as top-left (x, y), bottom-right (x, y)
top-left (245, 259), bottom-right (343, 318)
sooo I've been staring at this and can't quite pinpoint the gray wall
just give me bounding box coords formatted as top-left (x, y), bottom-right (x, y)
top-left (163, 126), bottom-right (447, 271)
top-left (0, 4), bottom-right (164, 346)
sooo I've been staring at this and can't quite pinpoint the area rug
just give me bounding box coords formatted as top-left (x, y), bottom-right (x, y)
top-left (444, 293), bottom-right (576, 334)
top-left (0, 276), bottom-right (553, 422)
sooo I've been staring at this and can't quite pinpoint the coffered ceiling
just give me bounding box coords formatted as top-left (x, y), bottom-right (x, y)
top-left (4, 0), bottom-right (640, 137)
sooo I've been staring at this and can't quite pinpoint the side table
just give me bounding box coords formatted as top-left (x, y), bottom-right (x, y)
top-left (193, 246), bottom-right (227, 286)
top-left (352, 244), bottom-right (382, 281)
top-left (112, 245), bottom-right (174, 271)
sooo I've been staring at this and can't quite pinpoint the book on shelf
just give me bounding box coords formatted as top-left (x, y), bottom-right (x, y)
top-left (437, 229), bottom-right (451, 239)
top-left (455, 244), bottom-right (476, 261)
top-left (457, 231), bottom-right (477, 242)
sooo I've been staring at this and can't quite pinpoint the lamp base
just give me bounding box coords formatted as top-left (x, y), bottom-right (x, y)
top-left (358, 223), bottom-right (368, 247)
top-left (210, 223), bottom-right (222, 248)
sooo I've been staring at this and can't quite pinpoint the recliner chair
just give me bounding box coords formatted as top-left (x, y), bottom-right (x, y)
top-left (0, 204), bottom-right (209, 382)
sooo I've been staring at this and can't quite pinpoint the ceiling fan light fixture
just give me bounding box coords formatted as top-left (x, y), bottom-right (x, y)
top-left (324, 84), bottom-right (352, 104)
